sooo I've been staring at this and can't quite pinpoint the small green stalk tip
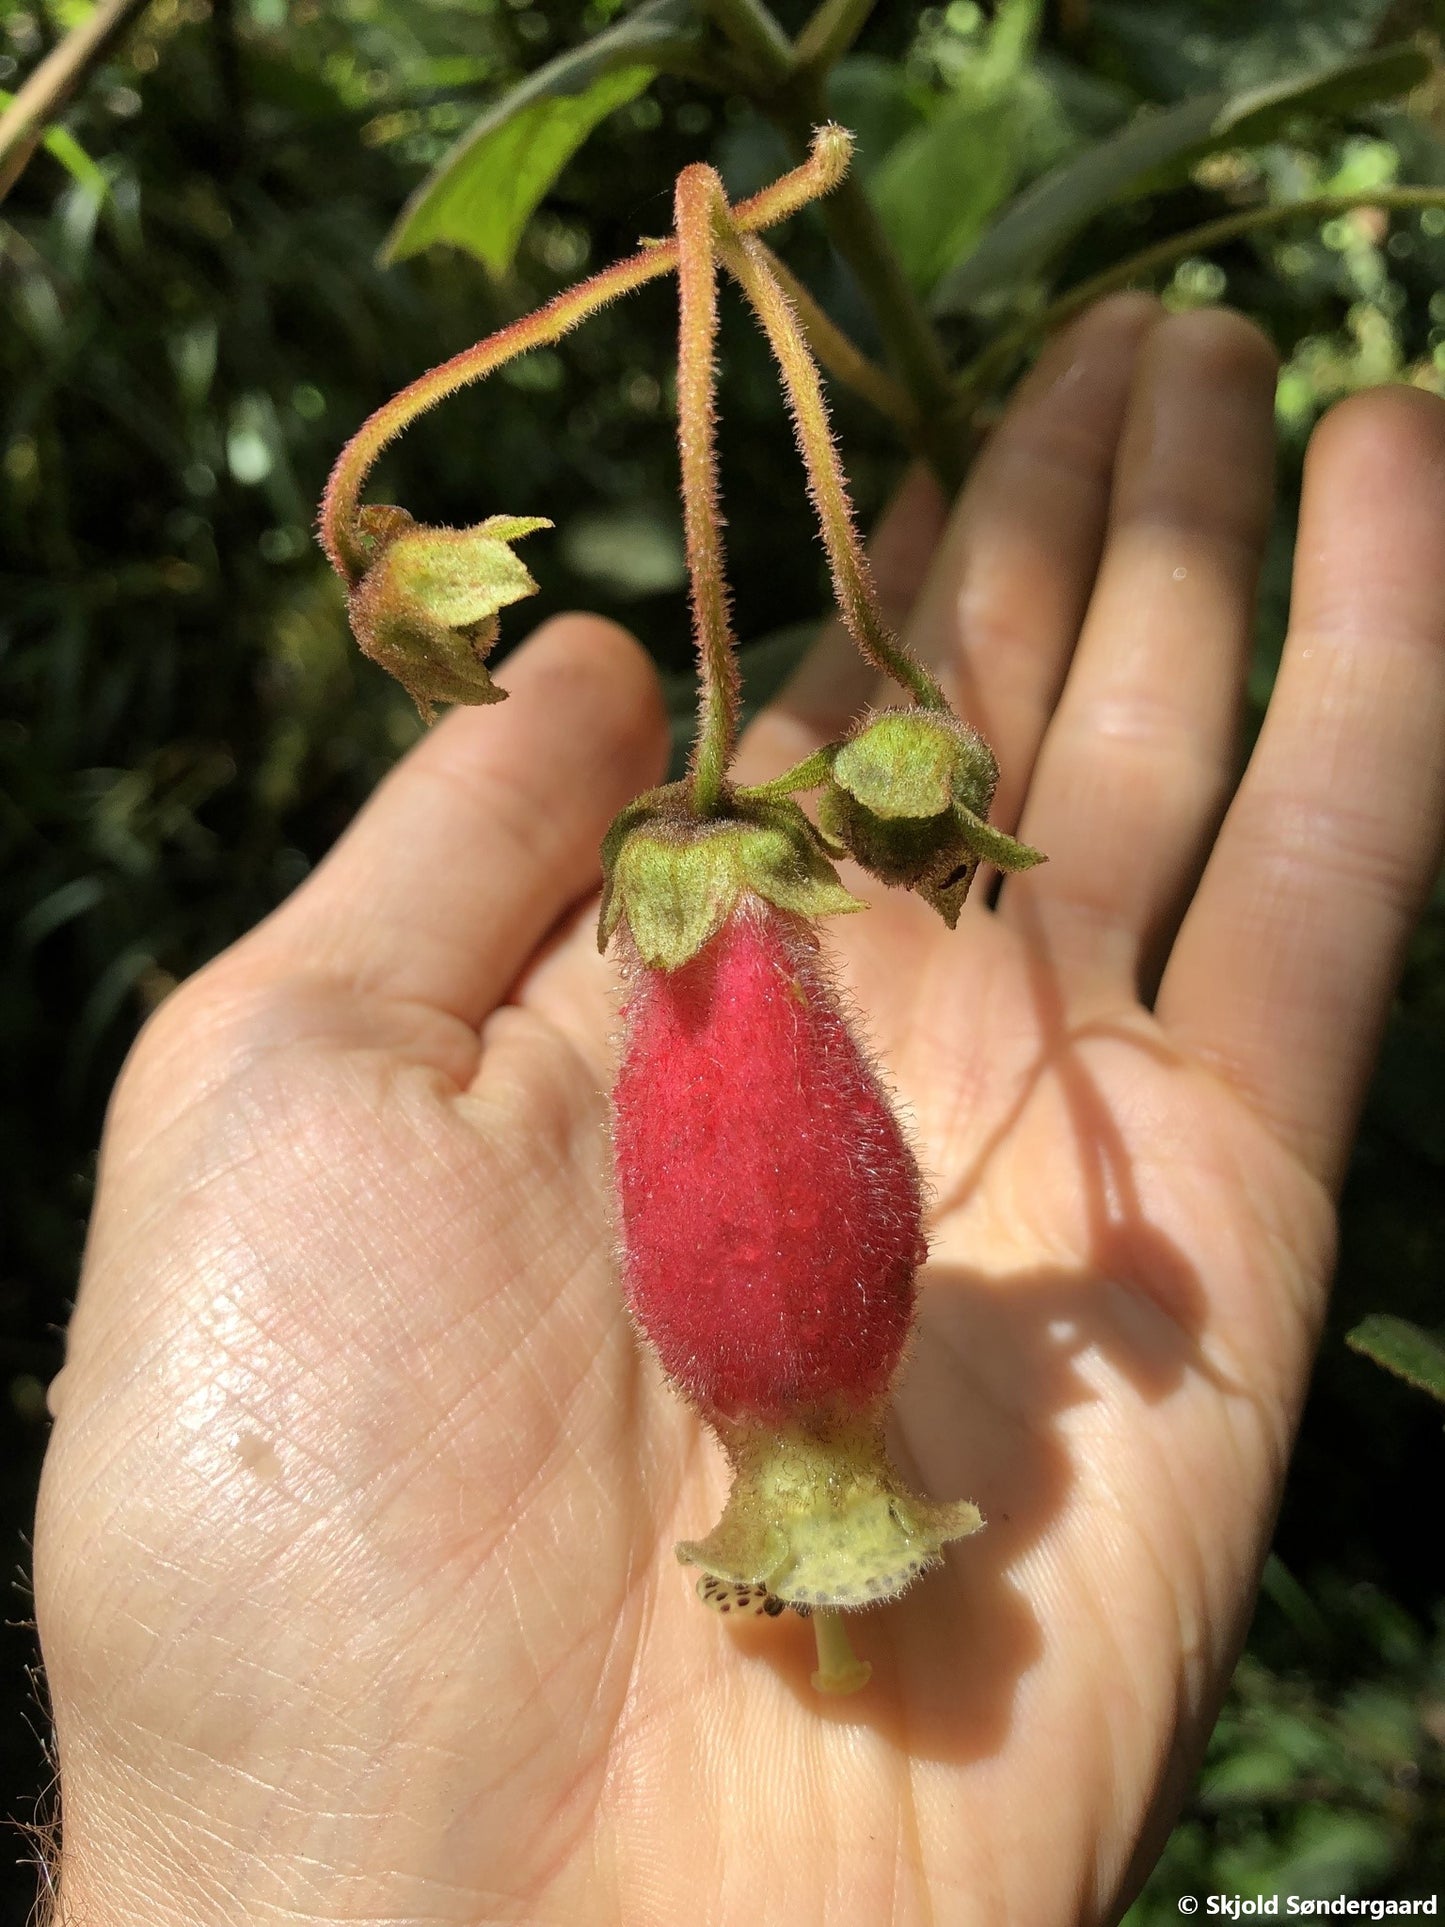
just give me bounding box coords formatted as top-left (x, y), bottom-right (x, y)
top-left (811, 1609), bottom-right (872, 1696)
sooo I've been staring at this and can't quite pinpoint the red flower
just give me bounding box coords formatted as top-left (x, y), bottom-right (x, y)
top-left (613, 898), bottom-right (925, 1424)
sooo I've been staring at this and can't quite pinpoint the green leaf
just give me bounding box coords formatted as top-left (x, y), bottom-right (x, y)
top-left (824, 55), bottom-right (928, 182)
top-left (930, 42), bottom-right (1430, 315)
top-left (43, 124), bottom-right (109, 195)
top-left (870, 0), bottom-right (1044, 292)
top-left (381, 0), bottom-right (699, 272)
top-left (1346, 1314), bottom-right (1445, 1408)
top-left (1217, 44), bottom-right (1429, 146)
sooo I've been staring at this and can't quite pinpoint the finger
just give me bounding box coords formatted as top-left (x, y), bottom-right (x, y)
top-left (733, 294), bottom-right (1161, 793)
top-left (252, 615), bottom-right (669, 1026)
top-left (730, 464), bottom-right (949, 784)
top-left (1157, 384), bottom-right (1445, 1190)
top-left (998, 309), bottom-right (1279, 996)
top-left (908, 291), bottom-right (1165, 833)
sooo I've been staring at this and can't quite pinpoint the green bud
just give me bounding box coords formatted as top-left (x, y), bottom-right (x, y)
top-left (598, 783), bottom-right (862, 970)
top-left (819, 708), bottom-right (1044, 927)
top-left (346, 506), bottom-right (552, 721)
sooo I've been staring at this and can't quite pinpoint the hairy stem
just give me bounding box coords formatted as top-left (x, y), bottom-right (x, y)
top-left (320, 128), bottom-right (855, 583)
top-left (957, 185), bottom-right (1445, 402)
top-left (320, 249), bottom-right (673, 581)
top-left (757, 242), bottom-right (917, 432)
top-left (721, 227), bottom-right (946, 709)
top-left (735, 120), bottom-right (852, 227)
top-left (675, 166), bottom-right (738, 816)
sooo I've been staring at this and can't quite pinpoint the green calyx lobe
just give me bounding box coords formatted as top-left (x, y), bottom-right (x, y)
top-left (819, 708), bottom-right (1046, 927)
top-left (598, 782), bottom-right (862, 970)
top-left (676, 1407), bottom-right (983, 1612)
top-left (346, 505), bottom-right (552, 721)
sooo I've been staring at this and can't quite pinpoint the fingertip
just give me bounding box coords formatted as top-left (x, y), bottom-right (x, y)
top-left (1108, 304), bottom-right (1279, 546)
top-left (1045, 290), bottom-right (1164, 359)
top-left (432, 610), bottom-right (670, 801)
top-left (1306, 380), bottom-right (1445, 487)
top-left (1013, 291), bottom-right (1164, 411)
top-left (508, 611), bottom-right (670, 759)
top-left (1149, 304), bottom-right (1279, 382)
top-left (1293, 382), bottom-right (1445, 647)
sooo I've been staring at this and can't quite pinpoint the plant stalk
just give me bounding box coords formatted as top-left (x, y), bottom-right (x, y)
top-left (0, 0), bottom-right (151, 200)
top-left (675, 166), bottom-right (739, 816)
top-left (321, 128), bottom-right (855, 583)
top-left (810, 1609), bottom-right (872, 1694)
top-left (320, 247), bottom-right (675, 581)
top-left (956, 186), bottom-right (1445, 403)
top-left (795, 0), bottom-right (880, 74)
top-left (720, 226), bottom-right (946, 709)
top-left (757, 241), bottom-right (918, 432)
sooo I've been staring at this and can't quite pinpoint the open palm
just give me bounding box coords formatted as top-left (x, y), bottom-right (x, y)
top-left (37, 300), bottom-right (1445, 1927)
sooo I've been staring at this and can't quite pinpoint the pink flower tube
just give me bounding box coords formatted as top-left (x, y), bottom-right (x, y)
top-left (612, 896), bottom-right (981, 1690)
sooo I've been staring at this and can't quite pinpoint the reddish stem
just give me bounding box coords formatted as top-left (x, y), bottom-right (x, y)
top-left (674, 164), bottom-right (738, 816)
top-left (719, 227), bottom-right (945, 710)
top-left (320, 126), bottom-right (856, 586)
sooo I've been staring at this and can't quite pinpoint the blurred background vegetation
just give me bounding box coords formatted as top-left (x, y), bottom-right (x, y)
top-left (2, 0), bottom-right (1444, 1917)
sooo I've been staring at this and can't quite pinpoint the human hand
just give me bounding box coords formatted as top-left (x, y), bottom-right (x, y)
top-left (36, 297), bottom-right (1445, 1926)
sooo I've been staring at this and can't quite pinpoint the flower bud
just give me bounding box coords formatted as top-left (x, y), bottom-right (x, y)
top-left (818, 707), bottom-right (1044, 925)
top-left (345, 506), bottom-right (551, 720)
top-left (612, 899), bottom-right (982, 1623)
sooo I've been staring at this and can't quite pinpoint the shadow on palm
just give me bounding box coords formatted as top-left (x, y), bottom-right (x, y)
top-left (695, 977), bottom-right (1214, 1768)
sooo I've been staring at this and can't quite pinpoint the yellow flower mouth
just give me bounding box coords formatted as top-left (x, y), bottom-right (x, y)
top-left (676, 1408), bottom-right (983, 1616)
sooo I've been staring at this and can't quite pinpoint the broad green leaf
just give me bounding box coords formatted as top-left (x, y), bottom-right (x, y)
top-left (870, 0), bottom-right (1044, 292)
top-left (1346, 1314), bottom-right (1445, 1407)
top-left (931, 42), bottom-right (1430, 315)
top-left (1087, 0), bottom-right (1402, 101)
top-left (870, 90), bottom-right (1026, 294)
top-left (824, 55), bottom-right (927, 182)
top-left (382, 0), bottom-right (699, 272)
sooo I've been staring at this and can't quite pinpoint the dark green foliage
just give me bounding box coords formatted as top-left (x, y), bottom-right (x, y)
top-left (2, 0), bottom-right (1444, 1914)
top-left (1125, 1573), bottom-right (1445, 1920)
top-left (1348, 1315), bottom-right (1445, 1409)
